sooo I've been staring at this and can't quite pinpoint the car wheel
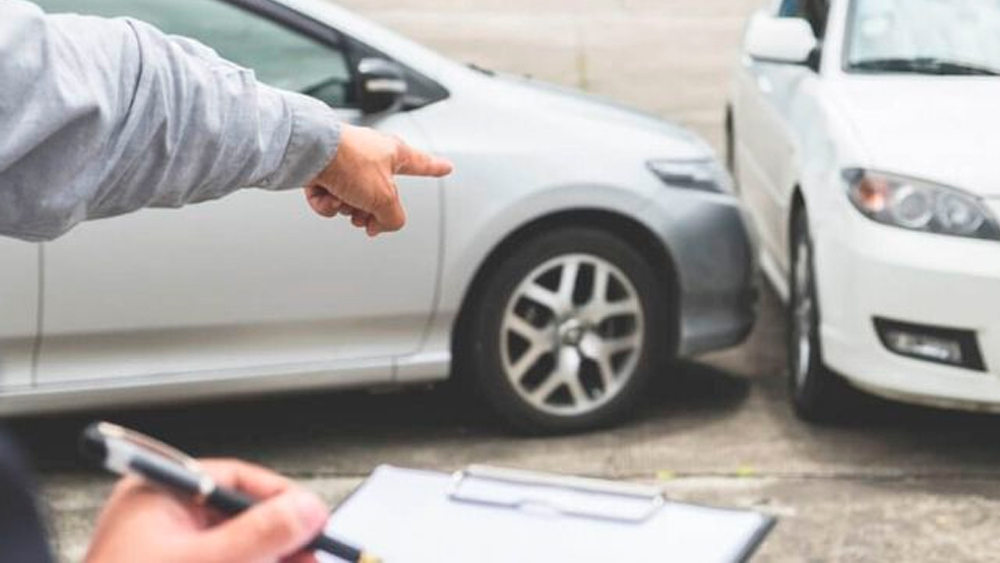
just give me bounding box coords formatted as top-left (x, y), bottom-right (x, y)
top-left (788, 206), bottom-right (852, 422)
top-left (466, 226), bottom-right (669, 433)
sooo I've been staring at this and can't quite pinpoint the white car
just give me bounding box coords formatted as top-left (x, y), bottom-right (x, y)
top-left (0, 0), bottom-right (756, 432)
top-left (728, 0), bottom-right (1000, 420)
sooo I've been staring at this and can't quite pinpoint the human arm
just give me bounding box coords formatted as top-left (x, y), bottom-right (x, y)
top-left (0, 0), bottom-right (450, 242)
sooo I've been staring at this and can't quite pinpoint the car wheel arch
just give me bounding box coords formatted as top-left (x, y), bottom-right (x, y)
top-left (788, 187), bottom-right (807, 258)
top-left (450, 208), bottom-right (681, 370)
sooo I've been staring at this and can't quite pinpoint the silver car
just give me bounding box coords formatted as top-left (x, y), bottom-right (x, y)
top-left (1, 0), bottom-right (755, 432)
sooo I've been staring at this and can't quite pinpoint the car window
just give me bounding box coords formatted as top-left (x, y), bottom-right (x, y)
top-left (778, 0), bottom-right (806, 18)
top-left (804, 0), bottom-right (830, 38)
top-left (36, 0), bottom-right (354, 108)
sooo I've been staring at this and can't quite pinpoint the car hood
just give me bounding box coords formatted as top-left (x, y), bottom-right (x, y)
top-left (833, 76), bottom-right (1000, 196)
top-left (482, 72), bottom-right (714, 160)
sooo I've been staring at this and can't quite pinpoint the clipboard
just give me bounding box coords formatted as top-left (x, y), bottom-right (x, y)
top-left (321, 465), bottom-right (776, 563)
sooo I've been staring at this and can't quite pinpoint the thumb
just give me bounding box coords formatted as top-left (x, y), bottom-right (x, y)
top-left (196, 490), bottom-right (328, 563)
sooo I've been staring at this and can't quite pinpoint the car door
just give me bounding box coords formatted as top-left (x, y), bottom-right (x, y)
top-left (0, 239), bottom-right (39, 391)
top-left (33, 0), bottom-right (441, 386)
top-left (734, 0), bottom-right (828, 270)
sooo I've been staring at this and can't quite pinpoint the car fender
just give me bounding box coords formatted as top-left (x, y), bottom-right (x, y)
top-left (438, 182), bottom-right (657, 317)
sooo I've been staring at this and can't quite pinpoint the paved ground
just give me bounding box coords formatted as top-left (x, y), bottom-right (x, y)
top-left (15, 288), bottom-right (1000, 562)
top-left (11, 0), bottom-right (1000, 561)
top-left (335, 0), bottom-right (760, 153)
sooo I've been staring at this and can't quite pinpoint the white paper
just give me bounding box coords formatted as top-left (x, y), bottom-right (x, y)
top-left (320, 466), bottom-right (772, 563)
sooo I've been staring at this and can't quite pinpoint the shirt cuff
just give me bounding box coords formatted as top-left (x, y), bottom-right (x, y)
top-left (260, 89), bottom-right (341, 190)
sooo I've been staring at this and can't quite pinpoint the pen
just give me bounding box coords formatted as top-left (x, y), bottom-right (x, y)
top-left (79, 421), bottom-right (381, 563)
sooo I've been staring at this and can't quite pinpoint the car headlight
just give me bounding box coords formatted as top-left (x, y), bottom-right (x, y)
top-left (844, 169), bottom-right (1000, 240)
top-left (647, 158), bottom-right (732, 193)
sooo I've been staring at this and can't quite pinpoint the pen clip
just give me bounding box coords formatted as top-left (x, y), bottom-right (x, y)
top-left (95, 421), bottom-right (203, 474)
top-left (448, 465), bottom-right (665, 524)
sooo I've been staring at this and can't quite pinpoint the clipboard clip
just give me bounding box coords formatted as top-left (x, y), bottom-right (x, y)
top-left (448, 465), bottom-right (665, 524)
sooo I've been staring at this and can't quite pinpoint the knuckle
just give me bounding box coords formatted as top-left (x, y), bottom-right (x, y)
top-left (258, 501), bottom-right (301, 543)
top-left (374, 189), bottom-right (393, 210)
top-left (391, 137), bottom-right (408, 159)
top-left (110, 476), bottom-right (141, 499)
top-left (199, 458), bottom-right (240, 479)
top-left (388, 210), bottom-right (405, 231)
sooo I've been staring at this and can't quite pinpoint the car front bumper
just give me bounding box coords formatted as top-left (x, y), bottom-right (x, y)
top-left (641, 189), bottom-right (758, 357)
top-left (816, 198), bottom-right (1000, 409)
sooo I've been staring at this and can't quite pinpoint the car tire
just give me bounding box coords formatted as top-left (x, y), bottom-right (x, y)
top-left (464, 226), bottom-right (669, 434)
top-left (788, 206), bottom-right (854, 423)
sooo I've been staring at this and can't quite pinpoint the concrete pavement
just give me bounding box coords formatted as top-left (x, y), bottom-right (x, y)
top-left (18, 289), bottom-right (1000, 562)
top-left (336, 0), bottom-right (761, 152)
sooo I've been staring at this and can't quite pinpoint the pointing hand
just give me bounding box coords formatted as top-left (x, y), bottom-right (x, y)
top-left (305, 124), bottom-right (453, 236)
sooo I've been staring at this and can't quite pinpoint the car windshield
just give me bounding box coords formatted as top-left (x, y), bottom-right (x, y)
top-left (845, 0), bottom-right (1000, 75)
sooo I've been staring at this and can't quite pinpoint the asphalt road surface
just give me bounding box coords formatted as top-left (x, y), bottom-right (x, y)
top-left (12, 0), bottom-right (1000, 561)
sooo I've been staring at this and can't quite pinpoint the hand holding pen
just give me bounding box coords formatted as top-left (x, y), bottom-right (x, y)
top-left (82, 422), bottom-right (379, 563)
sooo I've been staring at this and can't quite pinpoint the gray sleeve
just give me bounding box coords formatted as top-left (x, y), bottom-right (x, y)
top-left (0, 0), bottom-right (341, 242)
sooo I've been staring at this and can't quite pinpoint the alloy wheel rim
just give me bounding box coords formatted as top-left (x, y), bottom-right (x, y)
top-left (792, 238), bottom-right (814, 388)
top-left (500, 254), bottom-right (645, 417)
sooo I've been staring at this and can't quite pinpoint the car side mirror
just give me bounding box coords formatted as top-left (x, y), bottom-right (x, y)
top-left (357, 58), bottom-right (408, 115)
top-left (744, 14), bottom-right (818, 66)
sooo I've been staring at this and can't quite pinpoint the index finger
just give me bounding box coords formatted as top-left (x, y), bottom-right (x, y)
top-left (394, 143), bottom-right (453, 177)
top-left (198, 458), bottom-right (293, 499)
